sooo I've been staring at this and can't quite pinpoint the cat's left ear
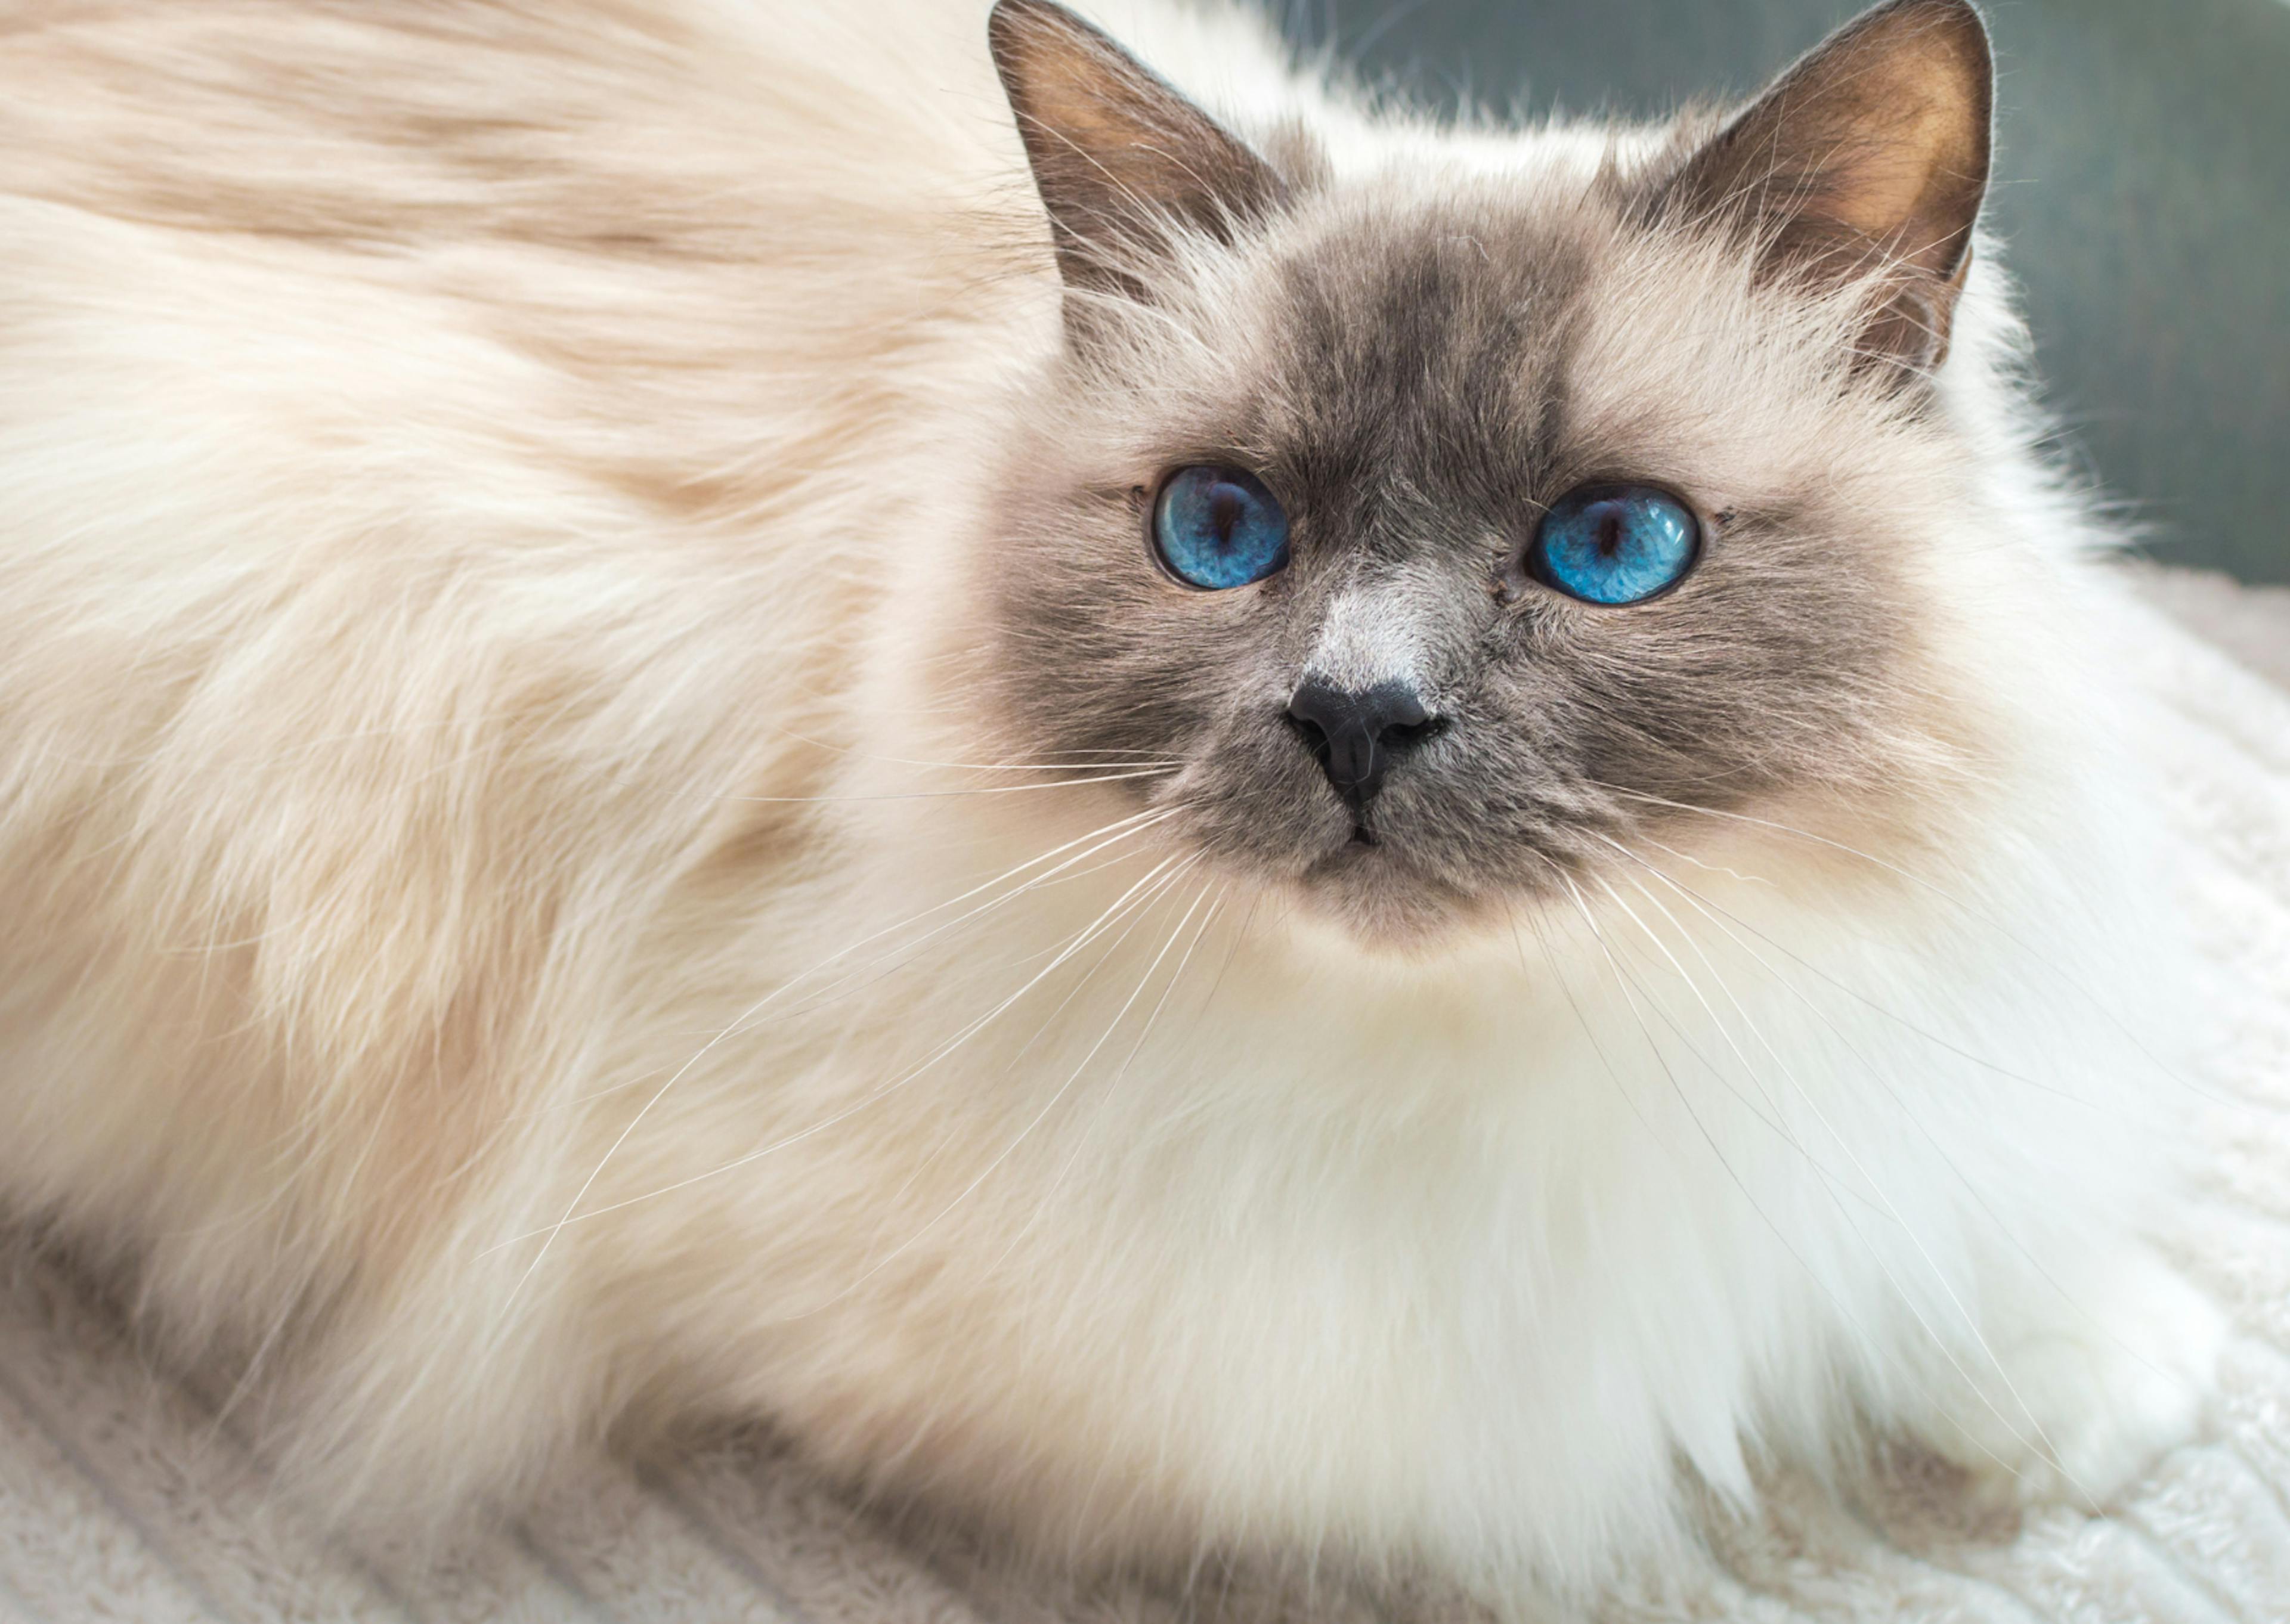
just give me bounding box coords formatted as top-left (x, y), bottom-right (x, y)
top-left (1658, 0), bottom-right (1994, 376)
top-left (988, 0), bottom-right (1286, 317)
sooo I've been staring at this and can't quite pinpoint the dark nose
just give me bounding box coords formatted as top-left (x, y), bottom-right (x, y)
top-left (1284, 678), bottom-right (1443, 811)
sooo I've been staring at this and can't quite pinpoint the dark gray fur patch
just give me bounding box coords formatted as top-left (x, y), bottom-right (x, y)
top-left (974, 19), bottom-right (1975, 943)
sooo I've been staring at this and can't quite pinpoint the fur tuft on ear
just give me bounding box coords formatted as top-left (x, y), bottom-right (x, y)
top-left (1655, 0), bottom-right (1994, 377)
top-left (988, 0), bottom-right (1286, 320)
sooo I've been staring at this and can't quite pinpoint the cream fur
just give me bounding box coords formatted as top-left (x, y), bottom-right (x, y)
top-left (0, 0), bottom-right (2231, 1611)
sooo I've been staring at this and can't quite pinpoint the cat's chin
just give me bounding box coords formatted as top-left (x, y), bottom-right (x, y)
top-left (1282, 838), bottom-right (1496, 958)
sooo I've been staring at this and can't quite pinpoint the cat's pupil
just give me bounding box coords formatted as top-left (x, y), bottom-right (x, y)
top-left (1211, 489), bottom-right (1242, 550)
top-left (1595, 509), bottom-right (1624, 558)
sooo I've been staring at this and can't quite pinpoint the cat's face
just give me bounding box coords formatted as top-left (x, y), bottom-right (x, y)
top-left (976, 0), bottom-right (2006, 946)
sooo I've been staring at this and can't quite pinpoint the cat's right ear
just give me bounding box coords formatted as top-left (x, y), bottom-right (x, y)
top-left (1654, 0), bottom-right (1994, 378)
top-left (988, 0), bottom-right (1286, 319)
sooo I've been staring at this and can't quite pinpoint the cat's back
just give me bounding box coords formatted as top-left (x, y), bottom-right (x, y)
top-left (0, 0), bottom-right (1320, 477)
top-left (0, 0), bottom-right (1053, 754)
top-left (0, 0), bottom-right (1302, 275)
top-left (0, 0), bottom-right (1016, 244)
top-left (0, 0), bottom-right (1065, 1282)
top-left (0, 0), bottom-right (1054, 418)
top-left (0, 0), bottom-right (1304, 759)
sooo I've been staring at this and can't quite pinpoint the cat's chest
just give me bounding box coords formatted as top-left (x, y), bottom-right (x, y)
top-left (695, 866), bottom-right (2133, 1303)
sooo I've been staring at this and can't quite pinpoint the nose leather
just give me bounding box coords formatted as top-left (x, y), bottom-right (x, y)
top-left (1285, 678), bottom-right (1438, 811)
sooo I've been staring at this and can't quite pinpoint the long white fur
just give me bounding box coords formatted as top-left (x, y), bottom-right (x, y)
top-left (0, 0), bottom-right (2224, 1608)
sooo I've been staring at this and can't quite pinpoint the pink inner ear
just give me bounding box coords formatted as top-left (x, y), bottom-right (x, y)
top-left (1658, 0), bottom-right (1994, 373)
top-left (988, 0), bottom-right (1285, 306)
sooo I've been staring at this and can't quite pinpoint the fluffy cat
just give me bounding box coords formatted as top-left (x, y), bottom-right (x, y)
top-left (0, 0), bottom-right (2233, 1607)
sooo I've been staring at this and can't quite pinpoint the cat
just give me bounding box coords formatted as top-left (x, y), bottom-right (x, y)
top-left (0, 0), bottom-right (2235, 1609)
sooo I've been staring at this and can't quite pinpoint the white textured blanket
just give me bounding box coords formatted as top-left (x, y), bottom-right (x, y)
top-left (4, 567), bottom-right (2286, 1624)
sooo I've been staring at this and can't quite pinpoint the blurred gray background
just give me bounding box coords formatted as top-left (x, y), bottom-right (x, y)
top-left (1286, 0), bottom-right (2290, 585)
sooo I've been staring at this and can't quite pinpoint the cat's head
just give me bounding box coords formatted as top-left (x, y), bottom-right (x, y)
top-left (971, 0), bottom-right (2047, 949)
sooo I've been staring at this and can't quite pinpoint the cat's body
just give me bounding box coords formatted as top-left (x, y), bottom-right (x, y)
top-left (0, 0), bottom-right (2233, 1608)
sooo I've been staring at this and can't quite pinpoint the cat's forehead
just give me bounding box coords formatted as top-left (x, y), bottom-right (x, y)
top-left (1271, 187), bottom-right (1596, 398)
top-left (1143, 168), bottom-right (1688, 505)
top-left (1131, 151), bottom-right (1878, 526)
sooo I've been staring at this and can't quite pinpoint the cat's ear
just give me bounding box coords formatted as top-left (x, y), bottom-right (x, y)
top-left (988, 0), bottom-right (1286, 315)
top-left (1659, 0), bottom-right (1994, 376)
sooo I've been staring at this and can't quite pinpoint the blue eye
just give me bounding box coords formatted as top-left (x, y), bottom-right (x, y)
top-left (1151, 465), bottom-right (1291, 590)
top-left (1530, 485), bottom-right (1701, 606)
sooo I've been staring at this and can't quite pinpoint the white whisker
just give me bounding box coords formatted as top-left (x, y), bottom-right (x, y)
top-left (1015, 884), bottom-right (1223, 1245)
top-left (1591, 841), bottom-right (2088, 1492)
top-left (1589, 781), bottom-right (2232, 1111)
top-left (1608, 838), bottom-right (2181, 1448)
top-left (1544, 856), bottom-right (2041, 1489)
top-left (483, 805), bottom-right (1180, 1287)
top-left (497, 850), bottom-right (1195, 1248)
top-left (836, 873), bottom-right (1220, 1312)
top-left (698, 765), bottom-right (1183, 804)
